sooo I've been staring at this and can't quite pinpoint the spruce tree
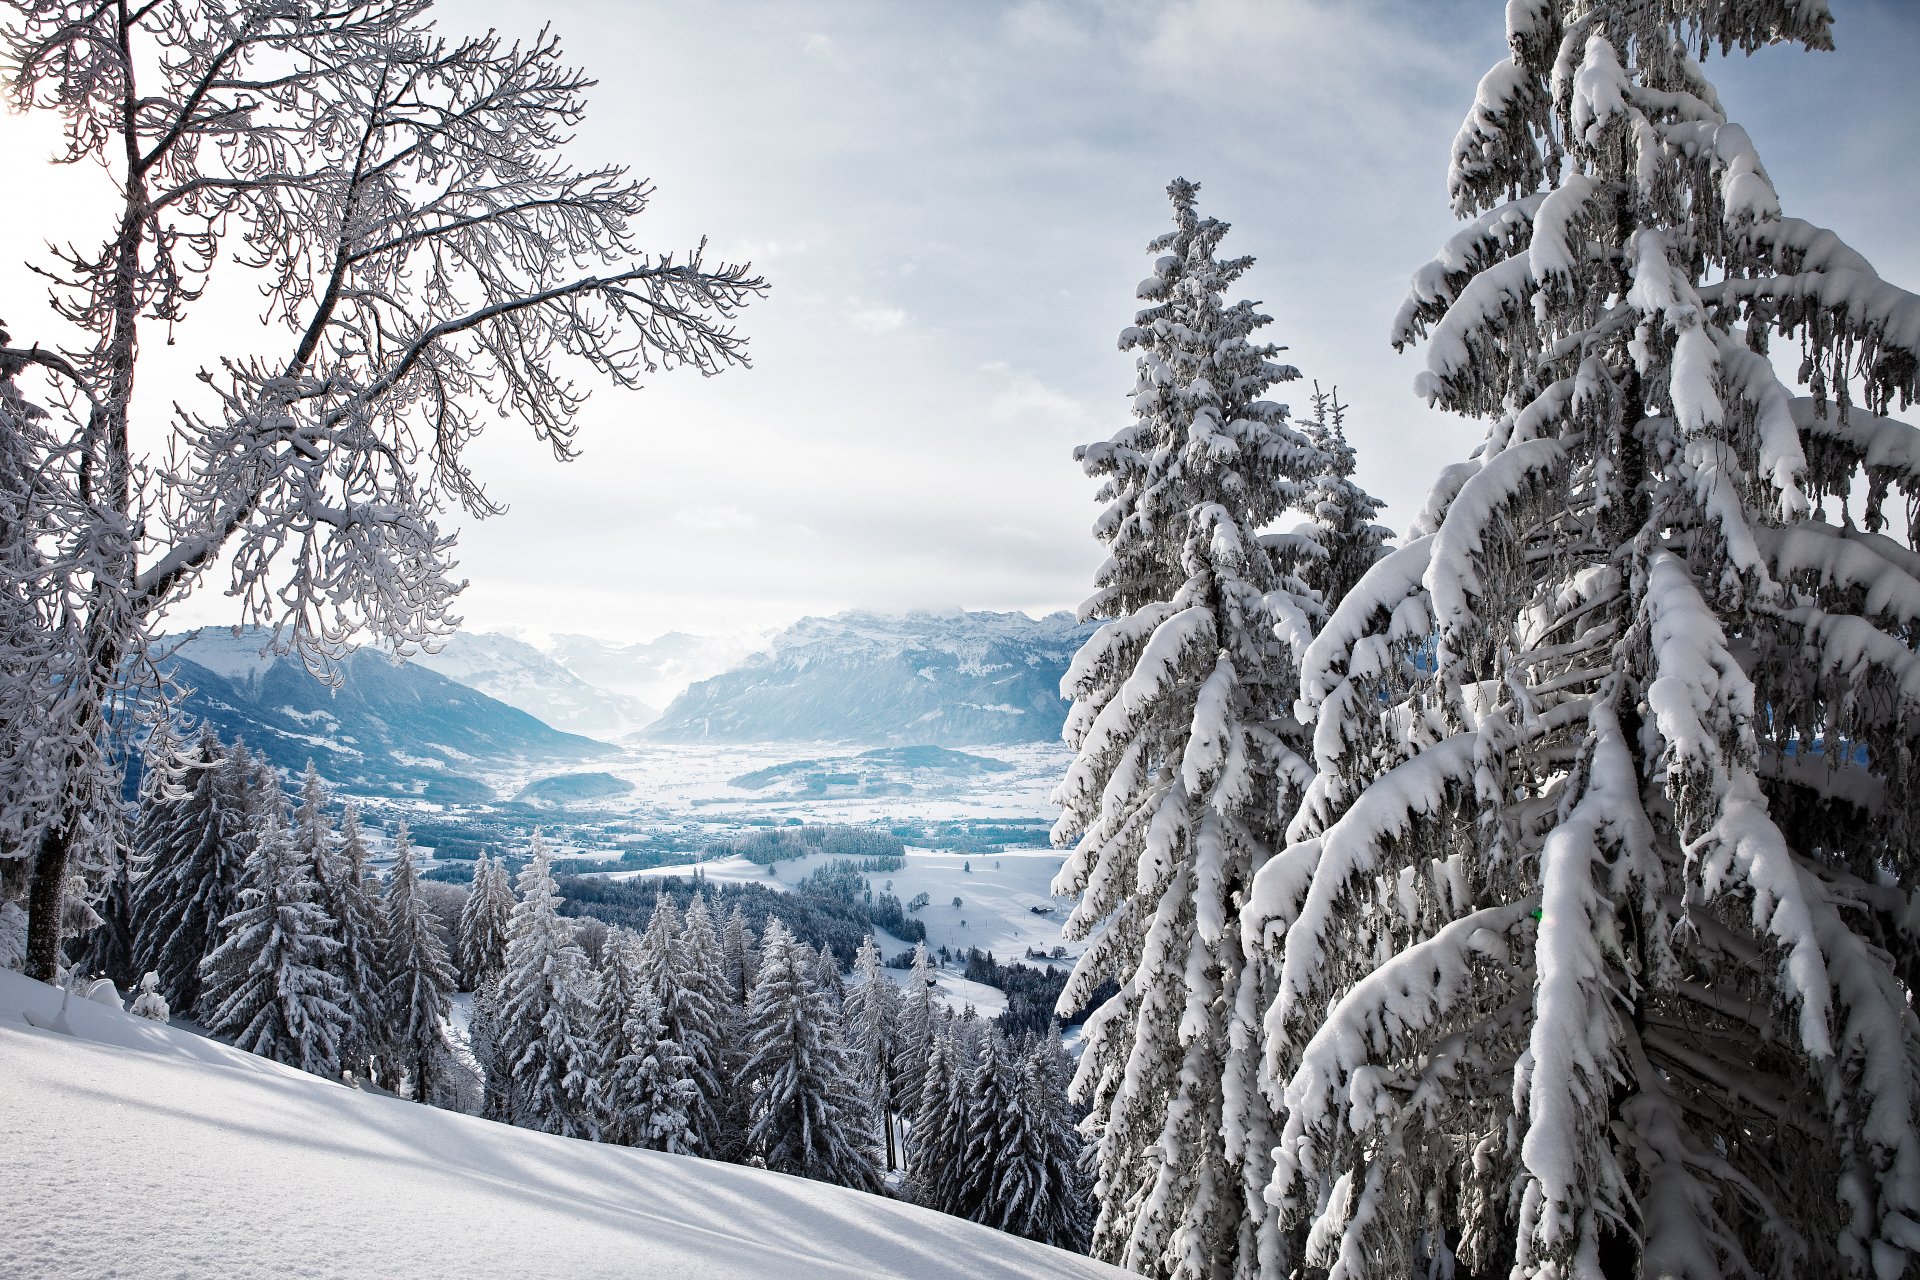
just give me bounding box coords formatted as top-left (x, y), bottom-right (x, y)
top-left (1052, 177), bottom-right (1326, 1275)
top-left (955, 1029), bottom-right (1016, 1223)
top-left (672, 892), bottom-right (737, 1157)
top-left (722, 901), bottom-right (757, 1005)
top-left (602, 983), bottom-right (698, 1154)
top-left (1294, 384), bottom-right (1390, 615)
top-left (455, 851), bottom-right (514, 991)
top-left (380, 823), bottom-right (456, 1103)
top-left (742, 918), bottom-right (881, 1191)
top-left (842, 934), bottom-right (901, 1169)
top-left (495, 838), bottom-right (599, 1137)
top-left (909, 1010), bottom-right (967, 1213)
top-left (892, 940), bottom-right (936, 1113)
top-left (997, 1030), bottom-right (1093, 1253)
top-left (312, 795), bottom-right (384, 1080)
top-left (130, 727), bottom-right (246, 1016)
top-left (1248, 5), bottom-right (1920, 1276)
top-left (199, 800), bottom-right (349, 1075)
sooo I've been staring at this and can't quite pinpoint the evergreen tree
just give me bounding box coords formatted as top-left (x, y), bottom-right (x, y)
top-left (455, 851), bottom-right (514, 991)
top-left (1294, 384), bottom-right (1390, 614)
top-left (380, 822), bottom-right (456, 1102)
top-left (130, 727), bottom-right (246, 1016)
top-left (1052, 178), bottom-right (1325, 1276)
top-left (997, 1030), bottom-right (1093, 1253)
top-left (672, 892), bottom-right (737, 1157)
top-left (811, 940), bottom-right (844, 1009)
top-left (955, 1029), bottom-right (1017, 1223)
top-left (909, 1010), bottom-right (968, 1213)
top-left (892, 941), bottom-right (936, 1113)
top-left (722, 902), bottom-right (758, 1005)
top-left (602, 983), bottom-right (698, 1154)
top-left (1248, 5), bottom-right (1920, 1276)
top-left (76, 855), bottom-right (135, 989)
top-left (842, 934), bottom-right (901, 1169)
top-left (312, 795), bottom-right (384, 1080)
top-left (742, 918), bottom-right (881, 1191)
top-left (199, 800), bottom-right (348, 1076)
top-left (495, 837), bottom-right (599, 1137)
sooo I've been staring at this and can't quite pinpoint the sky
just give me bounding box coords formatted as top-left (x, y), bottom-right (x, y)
top-left (2, 0), bottom-right (1916, 644)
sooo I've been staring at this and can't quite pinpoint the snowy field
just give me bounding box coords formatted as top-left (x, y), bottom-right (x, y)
top-left (524, 739), bottom-right (1070, 828)
top-left (1, 969), bottom-right (1123, 1280)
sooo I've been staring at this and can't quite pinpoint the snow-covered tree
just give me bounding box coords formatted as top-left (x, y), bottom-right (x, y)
top-left (456, 852), bottom-right (515, 992)
top-left (1247, 5), bottom-right (1920, 1277)
top-left (311, 796), bottom-right (384, 1080)
top-left (842, 934), bottom-right (901, 1168)
top-left (722, 902), bottom-right (759, 1006)
top-left (996, 1030), bottom-right (1093, 1253)
top-left (1293, 384), bottom-right (1391, 614)
top-left (380, 823), bottom-right (456, 1102)
top-left (672, 892), bottom-right (738, 1156)
top-left (0, 0), bottom-right (766, 981)
top-left (602, 983), bottom-right (698, 1154)
top-left (955, 1029), bottom-right (1017, 1222)
top-left (128, 971), bottom-right (170, 1022)
top-left (893, 941), bottom-right (937, 1112)
top-left (199, 801), bottom-right (348, 1076)
top-left (909, 1010), bottom-right (968, 1212)
top-left (742, 918), bottom-right (881, 1191)
top-left (1050, 178), bottom-right (1326, 1276)
top-left (130, 728), bottom-right (246, 1016)
top-left (495, 839), bottom-right (598, 1137)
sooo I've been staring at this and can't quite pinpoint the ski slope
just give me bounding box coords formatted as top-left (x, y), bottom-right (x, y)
top-left (0, 969), bottom-right (1123, 1280)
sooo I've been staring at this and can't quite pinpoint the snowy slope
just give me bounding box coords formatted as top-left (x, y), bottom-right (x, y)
top-left (156, 628), bottom-right (608, 804)
top-left (413, 631), bottom-right (659, 739)
top-left (646, 610), bottom-right (1095, 746)
top-left (0, 969), bottom-right (1123, 1280)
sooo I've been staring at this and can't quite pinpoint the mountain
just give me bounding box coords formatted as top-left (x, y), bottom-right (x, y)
top-left (411, 631), bottom-right (658, 740)
top-left (2, 969), bottom-right (1123, 1280)
top-left (548, 628), bottom-right (774, 714)
top-left (155, 629), bottom-right (609, 804)
top-left (644, 610), bottom-right (1095, 746)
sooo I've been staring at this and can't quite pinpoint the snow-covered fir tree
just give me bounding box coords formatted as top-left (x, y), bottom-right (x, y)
top-left (1294, 384), bottom-right (1392, 613)
top-left (893, 940), bottom-right (936, 1115)
top-left (199, 798), bottom-right (348, 1076)
top-left (1051, 177), bottom-right (1328, 1276)
top-left (672, 892), bottom-right (738, 1157)
top-left (456, 852), bottom-right (514, 992)
top-left (602, 983), bottom-right (698, 1154)
top-left (722, 902), bottom-right (758, 1005)
top-left (1246, 4), bottom-right (1920, 1276)
top-left (129, 727), bottom-right (246, 1016)
top-left (996, 1030), bottom-right (1094, 1253)
top-left (910, 1009), bottom-right (968, 1213)
top-left (494, 838), bottom-right (599, 1137)
top-left (379, 823), bottom-right (456, 1102)
top-left (955, 1028), bottom-right (1017, 1222)
top-left (742, 917), bottom-right (881, 1191)
top-left (842, 934), bottom-right (901, 1169)
top-left (811, 941), bottom-right (844, 1010)
top-left (295, 770), bottom-right (383, 1080)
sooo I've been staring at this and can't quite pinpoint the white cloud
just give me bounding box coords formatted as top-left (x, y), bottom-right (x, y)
top-left (802, 32), bottom-right (834, 58)
top-left (847, 303), bottom-right (908, 334)
top-left (988, 373), bottom-right (1093, 428)
top-left (671, 504), bottom-right (758, 533)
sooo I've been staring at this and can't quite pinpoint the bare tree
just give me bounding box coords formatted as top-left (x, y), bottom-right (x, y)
top-left (0, 0), bottom-right (765, 980)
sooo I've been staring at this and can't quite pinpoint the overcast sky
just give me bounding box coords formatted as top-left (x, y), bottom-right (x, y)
top-left (3, 1), bottom-right (1916, 644)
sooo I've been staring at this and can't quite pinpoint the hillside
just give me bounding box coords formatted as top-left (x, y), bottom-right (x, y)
top-left (411, 631), bottom-right (659, 740)
top-left (156, 629), bottom-right (609, 803)
top-left (0, 970), bottom-right (1122, 1280)
top-left (645, 611), bottom-right (1093, 746)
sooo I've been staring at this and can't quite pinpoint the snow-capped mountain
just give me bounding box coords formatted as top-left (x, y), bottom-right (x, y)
top-left (155, 629), bottom-right (608, 803)
top-left (411, 631), bottom-right (658, 740)
top-left (547, 628), bottom-right (775, 713)
top-left (644, 610), bottom-right (1095, 746)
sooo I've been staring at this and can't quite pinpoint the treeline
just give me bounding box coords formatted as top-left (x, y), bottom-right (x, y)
top-left (712, 824), bottom-right (904, 865)
top-left (72, 730), bottom-right (1091, 1251)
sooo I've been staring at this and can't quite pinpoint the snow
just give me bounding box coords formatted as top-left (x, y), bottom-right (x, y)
top-left (0, 968), bottom-right (1122, 1280)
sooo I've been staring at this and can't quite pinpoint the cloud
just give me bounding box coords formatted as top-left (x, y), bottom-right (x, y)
top-left (988, 372), bottom-right (1093, 428)
top-left (802, 32), bottom-right (834, 58)
top-left (847, 303), bottom-right (908, 334)
top-left (671, 504), bottom-right (758, 533)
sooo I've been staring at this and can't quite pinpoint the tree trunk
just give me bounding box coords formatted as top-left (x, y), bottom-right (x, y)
top-left (23, 822), bottom-right (69, 982)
